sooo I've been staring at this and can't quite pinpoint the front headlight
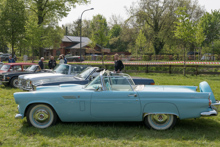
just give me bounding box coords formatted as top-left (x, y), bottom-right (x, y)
top-left (26, 80), bottom-right (32, 88)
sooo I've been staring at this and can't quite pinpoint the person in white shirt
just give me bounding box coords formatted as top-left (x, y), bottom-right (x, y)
top-left (59, 55), bottom-right (65, 64)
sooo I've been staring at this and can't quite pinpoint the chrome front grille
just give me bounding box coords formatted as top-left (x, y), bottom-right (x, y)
top-left (18, 78), bottom-right (26, 89)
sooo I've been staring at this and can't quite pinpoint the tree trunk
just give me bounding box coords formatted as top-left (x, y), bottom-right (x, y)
top-left (153, 36), bottom-right (165, 55)
top-left (37, 0), bottom-right (44, 57)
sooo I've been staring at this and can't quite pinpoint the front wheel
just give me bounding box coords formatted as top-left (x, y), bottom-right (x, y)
top-left (144, 114), bottom-right (177, 130)
top-left (10, 77), bottom-right (19, 88)
top-left (26, 104), bottom-right (57, 129)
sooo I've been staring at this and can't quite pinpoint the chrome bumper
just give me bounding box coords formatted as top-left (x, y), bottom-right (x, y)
top-left (18, 84), bottom-right (33, 91)
top-left (211, 101), bottom-right (220, 112)
top-left (15, 114), bottom-right (22, 119)
top-left (201, 110), bottom-right (217, 117)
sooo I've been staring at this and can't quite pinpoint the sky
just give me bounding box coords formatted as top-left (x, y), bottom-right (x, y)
top-left (59, 0), bottom-right (220, 26)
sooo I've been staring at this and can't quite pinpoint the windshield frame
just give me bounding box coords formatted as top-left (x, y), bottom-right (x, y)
top-left (75, 67), bottom-right (97, 80)
top-left (0, 65), bottom-right (10, 71)
top-left (84, 70), bottom-right (136, 91)
top-left (54, 64), bottom-right (70, 74)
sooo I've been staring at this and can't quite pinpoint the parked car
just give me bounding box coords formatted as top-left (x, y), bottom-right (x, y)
top-left (65, 54), bottom-right (84, 62)
top-left (32, 67), bottom-right (155, 90)
top-left (187, 51), bottom-right (200, 60)
top-left (0, 64), bottom-right (52, 88)
top-left (0, 53), bottom-right (11, 61)
top-left (18, 64), bottom-right (89, 91)
top-left (201, 53), bottom-right (215, 61)
top-left (14, 70), bottom-right (220, 130)
top-left (0, 63), bottom-right (38, 74)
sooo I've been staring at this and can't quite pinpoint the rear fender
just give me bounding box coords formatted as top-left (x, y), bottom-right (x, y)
top-left (143, 103), bottom-right (180, 119)
top-left (199, 81), bottom-right (216, 103)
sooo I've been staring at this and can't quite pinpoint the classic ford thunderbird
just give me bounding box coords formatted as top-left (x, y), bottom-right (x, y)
top-left (14, 71), bottom-right (220, 130)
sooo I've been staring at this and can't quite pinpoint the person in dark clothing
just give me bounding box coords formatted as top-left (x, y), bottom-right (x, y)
top-left (38, 57), bottom-right (44, 69)
top-left (8, 56), bottom-right (15, 63)
top-left (62, 54), bottom-right (67, 64)
top-left (114, 53), bottom-right (124, 73)
top-left (48, 56), bottom-right (57, 69)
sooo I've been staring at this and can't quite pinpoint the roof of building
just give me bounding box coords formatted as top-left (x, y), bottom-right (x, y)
top-left (86, 48), bottom-right (101, 54)
top-left (62, 36), bottom-right (91, 43)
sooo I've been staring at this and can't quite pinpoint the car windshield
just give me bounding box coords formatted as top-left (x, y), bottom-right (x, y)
top-left (75, 67), bottom-right (96, 79)
top-left (54, 64), bottom-right (69, 74)
top-left (85, 71), bottom-right (136, 91)
top-left (0, 65), bottom-right (10, 71)
top-left (25, 65), bottom-right (37, 72)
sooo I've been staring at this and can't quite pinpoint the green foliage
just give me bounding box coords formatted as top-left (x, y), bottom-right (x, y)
top-left (200, 10), bottom-right (220, 45)
top-left (0, 0), bottom-right (26, 57)
top-left (135, 30), bottom-right (147, 55)
top-left (24, 0), bottom-right (90, 56)
top-left (174, 7), bottom-right (197, 44)
top-left (90, 14), bottom-right (109, 47)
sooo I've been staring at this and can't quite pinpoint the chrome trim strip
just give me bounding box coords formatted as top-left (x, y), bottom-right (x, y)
top-left (201, 110), bottom-right (217, 116)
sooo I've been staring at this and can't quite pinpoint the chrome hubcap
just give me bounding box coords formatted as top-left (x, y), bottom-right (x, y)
top-left (34, 109), bottom-right (49, 122)
top-left (13, 79), bottom-right (19, 87)
top-left (153, 114), bottom-right (168, 123)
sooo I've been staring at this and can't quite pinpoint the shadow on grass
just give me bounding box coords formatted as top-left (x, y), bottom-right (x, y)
top-left (18, 117), bottom-right (220, 141)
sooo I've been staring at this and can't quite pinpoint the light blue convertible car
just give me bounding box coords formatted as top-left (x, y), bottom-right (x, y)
top-left (14, 70), bottom-right (220, 130)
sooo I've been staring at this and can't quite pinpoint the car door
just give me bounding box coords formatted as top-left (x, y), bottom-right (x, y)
top-left (91, 76), bottom-right (141, 120)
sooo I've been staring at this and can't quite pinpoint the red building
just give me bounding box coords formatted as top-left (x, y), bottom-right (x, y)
top-left (45, 36), bottom-right (107, 57)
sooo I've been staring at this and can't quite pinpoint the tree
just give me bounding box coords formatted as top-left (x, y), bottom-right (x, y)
top-left (135, 29), bottom-right (147, 58)
top-left (126, 0), bottom-right (205, 55)
top-left (174, 6), bottom-right (197, 75)
top-left (25, 0), bottom-right (90, 57)
top-left (0, 0), bottom-right (26, 57)
top-left (200, 10), bottom-right (220, 45)
top-left (90, 14), bottom-right (109, 66)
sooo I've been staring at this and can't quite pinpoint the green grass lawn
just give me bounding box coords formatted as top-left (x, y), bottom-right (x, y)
top-left (0, 73), bottom-right (220, 146)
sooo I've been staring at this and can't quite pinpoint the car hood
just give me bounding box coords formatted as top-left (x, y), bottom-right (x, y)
top-left (20, 73), bottom-right (64, 80)
top-left (35, 84), bottom-right (86, 92)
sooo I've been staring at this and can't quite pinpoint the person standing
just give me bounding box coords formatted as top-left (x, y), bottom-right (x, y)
top-left (38, 57), bottom-right (44, 69)
top-left (48, 56), bottom-right (57, 69)
top-left (114, 53), bottom-right (124, 73)
top-left (62, 54), bottom-right (67, 64)
top-left (8, 55), bottom-right (15, 63)
top-left (59, 55), bottom-right (65, 64)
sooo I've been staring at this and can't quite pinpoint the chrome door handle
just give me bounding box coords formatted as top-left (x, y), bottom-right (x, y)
top-left (128, 94), bottom-right (137, 97)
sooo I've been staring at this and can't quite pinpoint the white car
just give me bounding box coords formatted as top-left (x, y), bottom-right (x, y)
top-left (201, 53), bottom-right (215, 61)
top-left (18, 64), bottom-right (88, 90)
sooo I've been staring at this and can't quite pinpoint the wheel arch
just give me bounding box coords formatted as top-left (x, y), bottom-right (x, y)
top-left (142, 102), bottom-right (180, 120)
top-left (24, 102), bottom-right (60, 121)
top-left (9, 76), bottom-right (18, 83)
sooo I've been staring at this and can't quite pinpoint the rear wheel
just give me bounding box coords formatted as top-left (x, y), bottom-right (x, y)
top-left (144, 114), bottom-right (177, 130)
top-left (26, 104), bottom-right (57, 129)
top-left (10, 77), bottom-right (19, 88)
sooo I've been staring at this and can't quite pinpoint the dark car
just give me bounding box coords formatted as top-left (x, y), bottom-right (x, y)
top-left (0, 54), bottom-right (11, 61)
top-left (0, 64), bottom-right (51, 88)
top-left (32, 67), bottom-right (155, 90)
top-left (65, 54), bottom-right (84, 62)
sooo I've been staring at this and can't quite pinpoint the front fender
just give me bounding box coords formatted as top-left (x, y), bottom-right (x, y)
top-left (143, 103), bottom-right (180, 118)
